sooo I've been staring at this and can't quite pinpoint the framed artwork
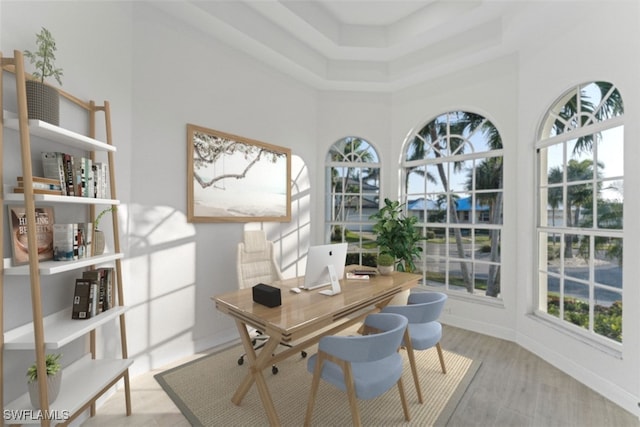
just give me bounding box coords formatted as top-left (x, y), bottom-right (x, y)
top-left (187, 124), bottom-right (291, 223)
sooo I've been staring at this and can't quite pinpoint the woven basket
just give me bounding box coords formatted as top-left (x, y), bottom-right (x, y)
top-left (25, 80), bottom-right (60, 126)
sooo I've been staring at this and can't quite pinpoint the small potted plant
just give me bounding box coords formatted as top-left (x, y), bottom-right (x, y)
top-left (93, 206), bottom-right (115, 256)
top-left (377, 253), bottom-right (395, 276)
top-left (370, 198), bottom-right (425, 273)
top-left (24, 27), bottom-right (64, 125)
top-left (27, 353), bottom-right (62, 408)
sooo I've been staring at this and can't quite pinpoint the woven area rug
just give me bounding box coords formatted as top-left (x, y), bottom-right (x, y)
top-left (155, 338), bottom-right (481, 427)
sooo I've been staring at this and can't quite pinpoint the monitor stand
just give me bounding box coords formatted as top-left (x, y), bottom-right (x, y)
top-left (319, 264), bottom-right (341, 296)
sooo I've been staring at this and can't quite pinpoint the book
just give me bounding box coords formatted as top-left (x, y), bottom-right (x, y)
top-left (82, 270), bottom-right (102, 313)
top-left (71, 222), bottom-right (79, 260)
top-left (101, 267), bottom-right (113, 310)
top-left (8, 206), bottom-right (55, 265)
top-left (90, 281), bottom-right (98, 317)
top-left (17, 176), bottom-right (61, 186)
top-left (78, 222), bottom-right (92, 259)
top-left (82, 268), bottom-right (110, 313)
top-left (84, 157), bottom-right (93, 198)
top-left (41, 152), bottom-right (67, 195)
top-left (52, 223), bottom-right (75, 261)
top-left (72, 278), bottom-right (93, 319)
top-left (13, 187), bottom-right (64, 195)
top-left (16, 180), bottom-right (63, 191)
top-left (63, 153), bottom-right (75, 196)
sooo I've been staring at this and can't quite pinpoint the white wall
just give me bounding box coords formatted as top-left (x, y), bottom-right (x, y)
top-left (125, 3), bottom-right (318, 372)
top-left (2, 0), bottom-right (640, 420)
top-left (513, 1), bottom-right (640, 415)
top-left (391, 53), bottom-right (520, 341)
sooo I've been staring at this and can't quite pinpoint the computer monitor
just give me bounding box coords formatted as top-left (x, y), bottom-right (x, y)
top-left (302, 243), bottom-right (348, 290)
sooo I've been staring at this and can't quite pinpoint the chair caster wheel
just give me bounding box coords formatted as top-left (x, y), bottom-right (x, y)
top-left (272, 366), bottom-right (278, 375)
top-left (238, 357), bottom-right (244, 366)
top-left (301, 351), bottom-right (307, 358)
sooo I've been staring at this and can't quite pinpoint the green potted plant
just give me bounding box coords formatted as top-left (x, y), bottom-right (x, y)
top-left (376, 253), bottom-right (395, 276)
top-left (26, 353), bottom-right (62, 408)
top-left (93, 206), bottom-right (115, 256)
top-left (24, 27), bottom-right (63, 125)
top-left (370, 198), bottom-right (424, 273)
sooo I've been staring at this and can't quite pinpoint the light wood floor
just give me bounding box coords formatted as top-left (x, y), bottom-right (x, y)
top-left (82, 325), bottom-right (639, 426)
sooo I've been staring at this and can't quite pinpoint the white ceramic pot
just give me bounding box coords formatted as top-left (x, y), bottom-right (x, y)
top-left (378, 265), bottom-right (394, 276)
top-left (28, 371), bottom-right (62, 409)
top-left (93, 230), bottom-right (105, 255)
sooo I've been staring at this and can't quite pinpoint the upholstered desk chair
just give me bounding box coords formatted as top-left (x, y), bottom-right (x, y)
top-left (380, 290), bottom-right (448, 404)
top-left (304, 312), bottom-right (410, 427)
top-left (236, 230), bottom-right (292, 373)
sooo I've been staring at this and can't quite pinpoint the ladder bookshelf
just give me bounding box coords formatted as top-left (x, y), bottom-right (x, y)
top-left (0, 50), bottom-right (131, 426)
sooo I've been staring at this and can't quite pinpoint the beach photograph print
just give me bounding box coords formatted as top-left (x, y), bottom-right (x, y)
top-left (187, 124), bottom-right (291, 223)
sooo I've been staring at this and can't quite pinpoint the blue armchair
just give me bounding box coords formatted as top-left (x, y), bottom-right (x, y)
top-left (381, 290), bottom-right (447, 404)
top-left (304, 312), bottom-right (410, 426)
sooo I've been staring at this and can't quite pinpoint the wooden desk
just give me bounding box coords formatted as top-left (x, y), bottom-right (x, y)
top-left (212, 270), bottom-right (420, 426)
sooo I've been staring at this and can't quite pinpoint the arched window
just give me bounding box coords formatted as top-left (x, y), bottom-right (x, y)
top-left (325, 137), bottom-right (380, 266)
top-left (401, 111), bottom-right (503, 298)
top-left (536, 81), bottom-right (624, 344)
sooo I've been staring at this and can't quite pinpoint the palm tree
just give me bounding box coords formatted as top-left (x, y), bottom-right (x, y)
top-left (465, 156), bottom-right (503, 296)
top-left (550, 159), bottom-right (602, 258)
top-left (408, 111), bottom-right (502, 293)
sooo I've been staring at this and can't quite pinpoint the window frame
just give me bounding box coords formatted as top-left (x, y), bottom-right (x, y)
top-left (401, 110), bottom-right (504, 300)
top-left (535, 81), bottom-right (624, 347)
top-left (325, 136), bottom-right (381, 267)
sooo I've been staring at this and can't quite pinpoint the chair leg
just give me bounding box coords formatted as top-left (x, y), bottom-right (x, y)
top-left (397, 377), bottom-right (411, 422)
top-left (342, 363), bottom-right (362, 427)
top-left (404, 331), bottom-right (423, 404)
top-left (304, 357), bottom-right (323, 427)
top-left (436, 342), bottom-right (447, 374)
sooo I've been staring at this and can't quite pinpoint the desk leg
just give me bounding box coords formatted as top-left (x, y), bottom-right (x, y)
top-left (231, 320), bottom-right (282, 426)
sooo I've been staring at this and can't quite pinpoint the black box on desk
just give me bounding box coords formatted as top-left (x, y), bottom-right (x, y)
top-left (252, 283), bottom-right (281, 307)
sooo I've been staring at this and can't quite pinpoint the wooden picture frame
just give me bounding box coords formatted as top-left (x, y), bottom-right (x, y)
top-left (187, 124), bottom-right (291, 223)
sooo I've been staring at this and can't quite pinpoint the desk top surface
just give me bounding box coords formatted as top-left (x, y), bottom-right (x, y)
top-left (213, 270), bottom-right (420, 340)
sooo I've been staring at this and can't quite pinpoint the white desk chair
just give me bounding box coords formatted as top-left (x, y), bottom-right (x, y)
top-left (236, 230), bottom-right (305, 373)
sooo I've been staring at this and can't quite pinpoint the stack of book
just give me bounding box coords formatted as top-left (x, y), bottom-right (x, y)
top-left (71, 268), bottom-right (114, 319)
top-left (41, 151), bottom-right (109, 198)
top-left (13, 176), bottom-right (63, 195)
top-left (52, 222), bottom-right (93, 261)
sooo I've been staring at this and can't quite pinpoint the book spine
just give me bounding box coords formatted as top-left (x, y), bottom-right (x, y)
top-left (89, 282), bottom-right (98, 318)
top-left (73, 156), bottom-right (84, 197)
top-left (92, 164), bottom-right (99, 198)
top-left (72, 223), bottom-right (79, 260)
top-left (16, 181), bottom-right (63, 191)
top-left (41, 152), bottom-right (67, 196)
top-left (53, 223), bottom-right (74, 261)
top-left (84, 157), bottom-right (93, 198)
top-left (103, 267), bottom-right (113, 310)
top-left (63, 154), bottom-right (75, 196)
top-left (72, 279), bottom-right (92, 319)
top-left (102, 163), bottom-right (108, 199)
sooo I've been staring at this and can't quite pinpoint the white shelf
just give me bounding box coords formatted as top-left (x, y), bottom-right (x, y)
top-left (5, 355), bottom-right (132, 424)
top-left (3, 253), bottom-right (124, 276)
top-left (3, 193), bottom-right (119, 205)
top-left (4, 306), bottom-right (128, 350)
top-left (3, 111), bottom-right (116, 152)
